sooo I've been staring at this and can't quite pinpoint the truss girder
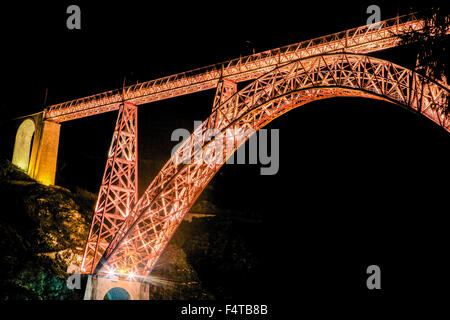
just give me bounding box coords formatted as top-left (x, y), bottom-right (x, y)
top-left (44, 14), bottom-right (429, 122)
top-left (210, 78), bottom-right (237, 129)
top-left (81, 102), bottom-right (138, 274)
top-left (93, 53), bottom-right (450, 278)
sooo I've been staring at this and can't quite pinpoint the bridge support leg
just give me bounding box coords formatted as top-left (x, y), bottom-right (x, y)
top-left (212, 78), bottom-right (237, 111)
top-left (85, 276), bottom-right (149, 300)
top-left (83, 275), bottom-right (94, 300)
top-left (209, 78), bottom-right (237, 130)
top-left (29, 119), bottom-right (61, 186)
top-left (10, 112), bottom-right (62, 186)
top-left (12, 113), bottom-right (61, 186)
top-left (81, 101), bottom-right (138, 274)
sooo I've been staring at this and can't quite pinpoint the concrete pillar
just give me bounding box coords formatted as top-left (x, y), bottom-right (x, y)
top-left (85, 276), bottom-right (149, 300)
top-left (83, 275), bottom-right (94, 300)
top-left (27, 116), bottom-right (61, 186)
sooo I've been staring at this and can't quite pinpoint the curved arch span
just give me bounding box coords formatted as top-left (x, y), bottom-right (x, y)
top-left (98, 53), bottom-right (450, 277)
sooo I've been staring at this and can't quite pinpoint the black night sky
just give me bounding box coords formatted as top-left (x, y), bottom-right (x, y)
top-left (0, 0), bottom-right (449, 312)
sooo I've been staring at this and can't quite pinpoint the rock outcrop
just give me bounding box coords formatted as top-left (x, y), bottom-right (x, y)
top-left (0, 159), bottom-right (215, 300)
top-left (0, 160), bottom-right (89, 299)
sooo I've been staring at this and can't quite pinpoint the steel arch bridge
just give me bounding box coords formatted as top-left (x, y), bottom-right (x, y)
top-left (87, 52), bottom-right (449, 280)
top-left (8, 12), bottom-right (442, 296)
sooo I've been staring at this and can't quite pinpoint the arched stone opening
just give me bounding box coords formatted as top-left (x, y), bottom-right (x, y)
top-left (104, 287), bottom-right (131, 300)
top-left (12, 118), bottom-right (36, 172)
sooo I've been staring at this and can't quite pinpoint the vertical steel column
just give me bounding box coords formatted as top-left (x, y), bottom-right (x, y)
top-left (81, 101), bottom-right (138, 274)
top-left (209, 78), bottom-right (237, 130)
top-left (212, 78), bottom-right (237, 111)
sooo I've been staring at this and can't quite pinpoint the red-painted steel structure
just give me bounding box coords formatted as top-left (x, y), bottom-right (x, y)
top-left (94, 53), bottom-right (450, 279)
top-left (81, 102), bottom-right (138, 274)
top-left (44, 14), bottom-right (428, 123)
top-left (68, 13), bottom-right (450, 283)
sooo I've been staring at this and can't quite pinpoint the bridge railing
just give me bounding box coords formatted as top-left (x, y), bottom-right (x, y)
top-left (44, 13), bottom-right (423, 122)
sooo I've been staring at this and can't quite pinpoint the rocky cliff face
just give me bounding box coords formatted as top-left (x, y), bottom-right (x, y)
top-left (0, 159), bottom-right (259, 300)
top-left (0, 160), bottom-right (89, 299)
top-left (0, 160), bottom-right (214, 300)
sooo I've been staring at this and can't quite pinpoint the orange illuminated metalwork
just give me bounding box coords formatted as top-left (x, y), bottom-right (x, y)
top-left (44, 13), bottom-right (426, 123)
top-left (73, 14), bottom-right (450, 281)
top-left (81, 102), bottom-right (138, 274)
top-left (94, 53), bottom-right (450, 278)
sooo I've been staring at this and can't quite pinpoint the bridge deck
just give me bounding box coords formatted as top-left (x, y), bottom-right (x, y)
top-left (44, 14), bottom-right (424, 122)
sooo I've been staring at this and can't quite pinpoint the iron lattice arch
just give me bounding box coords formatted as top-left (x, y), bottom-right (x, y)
top-left (95, 52), bottom-right (450, 278)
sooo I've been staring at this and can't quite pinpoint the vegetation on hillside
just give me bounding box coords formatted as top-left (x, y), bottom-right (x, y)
top-left (0, 159), bottom-right (262, 300)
